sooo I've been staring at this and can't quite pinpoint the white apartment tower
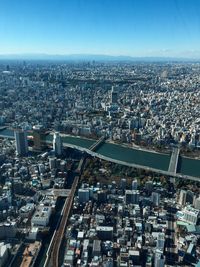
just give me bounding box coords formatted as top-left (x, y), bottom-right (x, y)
top-left (53, 132), bottom-right (63, 156)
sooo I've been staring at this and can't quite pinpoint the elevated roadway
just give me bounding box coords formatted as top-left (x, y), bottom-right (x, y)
top-left (44, 139), bottom-right (200, 182)
top-left (40, 189), bottom-right (71, 198)
top-left (0, 128), bottom-right (199, 182)
top-left (168, 147), bottom-right (180, 173)
top-left (89, 136), bottom-right (105, 152)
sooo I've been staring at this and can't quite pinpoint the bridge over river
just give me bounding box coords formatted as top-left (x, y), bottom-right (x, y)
top-left (0, 128), bottom-right (200, 180)
top-left (168, 147), bottom-right (180, 173)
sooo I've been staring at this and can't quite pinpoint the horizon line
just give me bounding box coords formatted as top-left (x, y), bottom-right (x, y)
top-left (0, 53), bottom-right (200, 61)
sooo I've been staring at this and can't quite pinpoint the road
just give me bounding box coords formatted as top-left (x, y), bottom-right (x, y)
top-left (168, 147), bottom-right (180, 173)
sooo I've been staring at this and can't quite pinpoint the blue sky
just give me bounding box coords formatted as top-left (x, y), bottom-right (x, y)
top-left (0, 0), bottom-right (200, 57)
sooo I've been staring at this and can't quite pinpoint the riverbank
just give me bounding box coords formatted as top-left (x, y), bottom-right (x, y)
top-left (107, 139), bottom-right (171, 156)
top-left (0, 128), bottom-right (200, 178)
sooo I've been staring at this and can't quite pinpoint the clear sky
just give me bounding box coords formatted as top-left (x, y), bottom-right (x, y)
top-left (0, 0), bottom-right (200, 57)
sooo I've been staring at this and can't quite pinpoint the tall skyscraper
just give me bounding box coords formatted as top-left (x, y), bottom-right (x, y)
top-left (15, 130), bottom-right (28, 156)
top-left (53, 132), bottom-right (63, 156)
top-left (110, 86), bottom-right (118, 104)
top-left (179, 190), bottom-right (187, 206)
top-left (32, 129), bottom-right (42, 151)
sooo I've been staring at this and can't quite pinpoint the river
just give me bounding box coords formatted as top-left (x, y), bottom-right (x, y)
top-left (0, 128), bottom-right (199, 178)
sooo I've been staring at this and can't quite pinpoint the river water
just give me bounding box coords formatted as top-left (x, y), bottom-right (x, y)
top-left (0, 128), bottom-right (199, 178)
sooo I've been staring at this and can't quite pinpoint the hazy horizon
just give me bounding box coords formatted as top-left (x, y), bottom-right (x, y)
top-left (0, 52), bottom-right (200, 61)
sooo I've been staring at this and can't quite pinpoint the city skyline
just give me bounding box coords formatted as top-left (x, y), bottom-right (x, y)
top-left (1, 0), bottom-right (200, 58)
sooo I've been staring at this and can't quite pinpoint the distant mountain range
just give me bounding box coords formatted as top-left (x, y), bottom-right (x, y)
top-left (0, 53), bottom-right (199, 62)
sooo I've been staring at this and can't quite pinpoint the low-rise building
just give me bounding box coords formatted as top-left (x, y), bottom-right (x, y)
top-left (31, 206), bottom-right (52, 227)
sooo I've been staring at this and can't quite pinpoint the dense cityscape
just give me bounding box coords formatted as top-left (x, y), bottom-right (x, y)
top-left (0, 61), bottom-right (200, 151)
top-left (0, 60), bottom-right (199, 267)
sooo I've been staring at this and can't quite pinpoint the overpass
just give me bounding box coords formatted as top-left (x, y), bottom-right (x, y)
top-left (46, 140), bottom-right (200, 182)
top-left (168, 147), bottom-right (180, 174)
top-left (32, 138), bottom-right (200, 182)
top-left (76, 157), bottom-right (86, 174)
top-left (89, 135), bottom-right (105, 152)
top-left (0, 128), bottom-right (199, 182)
top-left (45, 176), bottom-right (79, 267)
top-left (40, 189), bottom-right (71, 198)
top-left (90, 151), bottom-right (200, 182)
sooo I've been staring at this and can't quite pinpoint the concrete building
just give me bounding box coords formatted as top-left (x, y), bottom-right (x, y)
top-left (0, 242), bottom-right (9, 267)
top-left (154, 249), bottom-right (165, 267)
top-left (156, 233), bottom-right (165, 250)
top-left (14, 130), bottom-right (28, 156)
top-left (120, 178), bottom-right (126, 190)
top-left (132, 179), bottom-right (138, 190)
top-left (145, 181), bottom-right (153, 192)
top-left (186, 190), bottom-right (194, 204)
top-left (96, 226), bottom-right (113, 240)
top-left (53, 132), bottom-right (63, 156)
top-left (31, 206), bottom-right (52, 227)
top-left (32, 128), bottom-right (43, 150)
top-left (49, 157), bottom-right (56, 169)
top-left (194, 197), bottom-right (200, 210)
top-left (151, 192), bottom-right (160, 206)
top-left (182, 207), bottom-right (199, 225)
top-left (78, 189), bottom-right (90, 203)
top-left (125, 190), bottom-right (139, 204)
top-left (92, 240), bottom-right (101, 257)
top-left (0, 222), bottom-right (17, 239)
top-left (179, 190), bottom-right (187, 206)
top-left (110, 86), bottom-right (118, 104)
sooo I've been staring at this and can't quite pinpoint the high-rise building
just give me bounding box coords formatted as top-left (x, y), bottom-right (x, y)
top-left (97, 190), bottom-right (107, 203)
top-left (132, 179), bottom-right (138, 190)
top-left (53, 132), bottom-right (63, 156)
top-left (145, 181), bottom-right (153, 192)
top-left (186, 190), bottom-right (194, 204)
top-left (49, 157), bottom-right (56, 170)
top-left (32, 130), bottom-right (42, 150)
top-left (157, 233), bottom-right (165, 250)
top-left (78, 189), bottom-right (90, 203)
top-left (92, 240), bottom-right (101, 257)
top-left (120, 178), bottom-right (126, 190)
top-left (194, 197), bottom-right (200, 210)
top-left (154, 249), bottom-right (165, 267)
top-left (151, 192), bottom-right (160, 206)
top-left (125, 190), bottom-right (139, 204)
top-left (14, 130), bottom-right (28, 156)
top-left (110, 86), bottom-right (118, 104)
top-left (179, 190), bottom-right (187, 206)
top-left (32, 126), bottom-right (44, 151)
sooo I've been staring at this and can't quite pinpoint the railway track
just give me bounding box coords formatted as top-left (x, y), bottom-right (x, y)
top-left (49, 176), bottom-right (79, 267)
